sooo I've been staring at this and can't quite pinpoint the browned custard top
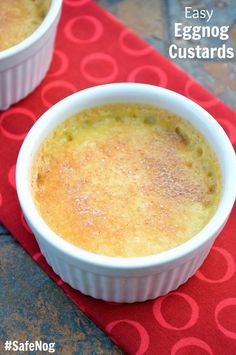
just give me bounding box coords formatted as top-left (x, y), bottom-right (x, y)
top-left (32, 104), bottom-right (222, 257)
top-left (0, 0), bottom-right (50, 51)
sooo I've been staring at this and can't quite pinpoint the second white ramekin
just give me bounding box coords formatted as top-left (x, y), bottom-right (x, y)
top-left (16, 83), bottom-right (236, 302)
top-left (0, 0), bottom-right (62, 110)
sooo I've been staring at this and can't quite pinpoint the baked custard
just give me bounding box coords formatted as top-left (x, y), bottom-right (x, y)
top-left (32, 104), bottom-right (222, 257)
top-left (0, 0), bottom-right (50, 52)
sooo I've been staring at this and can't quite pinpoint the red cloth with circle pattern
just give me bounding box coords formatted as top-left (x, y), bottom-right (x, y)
top-left (0, 1), bottom-right (236, 354)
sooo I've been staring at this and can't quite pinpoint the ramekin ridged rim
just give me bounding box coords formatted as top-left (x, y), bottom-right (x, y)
top-left (0, 0), bottom-right (63, 61)
top-left (16, 83), bottom-right (236, 270)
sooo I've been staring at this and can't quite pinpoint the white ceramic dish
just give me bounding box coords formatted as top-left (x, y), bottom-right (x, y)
top-left (0, 0), bottom-right (62, 110)
top-left (16, 83), bottom-right (236, 303)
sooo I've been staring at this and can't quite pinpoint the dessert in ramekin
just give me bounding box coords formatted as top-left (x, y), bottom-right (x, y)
top-left (16, 83), bottom-right (236, 302)
top-left (31, 103), bottom-right (222, 257)
top-left (0, 0), bottom-right (51, 52)
top-left (0, 0), bottom-right (62, 110)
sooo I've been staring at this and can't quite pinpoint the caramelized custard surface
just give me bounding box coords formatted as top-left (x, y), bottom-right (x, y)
top-left (32, 104), bottom-right (222, 257)
top-left (0, 0), bottom-right (50, 51)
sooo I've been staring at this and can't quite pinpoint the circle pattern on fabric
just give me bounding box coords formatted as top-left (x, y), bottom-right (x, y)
top-left (47, 50), bottom-right (69, 77)
top-left (0, 108), bottom-right (36, 141)
top-left (185, 79), bottom-right (220, 108)
top-left (153, 292), bottom-right (199, 330)
top-left (21, 212), bottom-right (32, 234)
top-left (33, 252), bottom-right (43, 261)
top-left (119, 29), bottom-right (154, 56)
top-left (215, 298), bottom-right (236, 339)
top-left (41, 80), bottom-right (77, 108)
top-left (81, 53), bottom-right (118, 83)
top-left (64, 16), bottom-right (103, 44)
top-left (128, 65), bottom-right (168, 87)
top-left (106, 319), bottom-right (150, 355)
top-left (8, 165), bottom-right (16, 189)
top-left (196, 246), bottom-right (235, 283)
top-left (171, 337), bottom-right (213, 355)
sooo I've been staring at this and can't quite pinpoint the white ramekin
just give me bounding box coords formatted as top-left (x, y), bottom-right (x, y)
top-left (16, 83), bottom-right (236, 303)
top-left (0, 0), bottom-right (62, 110)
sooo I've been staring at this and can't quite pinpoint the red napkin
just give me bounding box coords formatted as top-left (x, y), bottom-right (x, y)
top-left (1, 1), bottom-right (236, 354)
